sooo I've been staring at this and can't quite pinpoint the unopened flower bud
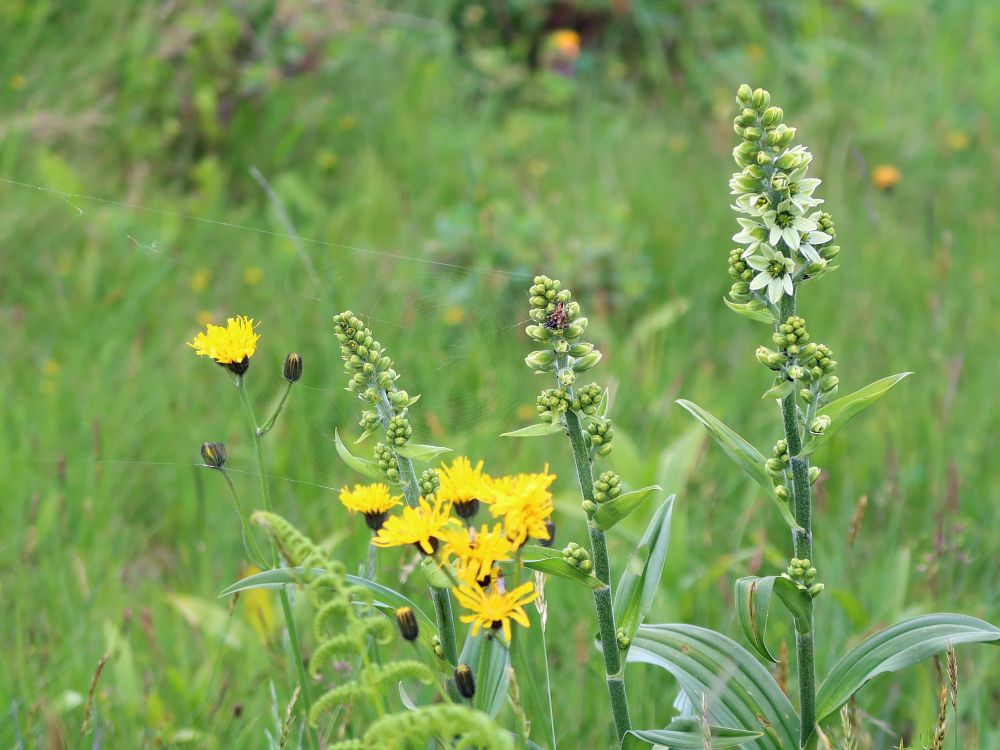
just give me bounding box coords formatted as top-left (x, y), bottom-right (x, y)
top-left (751, 87), bottom-right (770, 110)
top-left (775, 484), bottom-right (790, 502)
top-left (761, 106), bottom-right (783, 127)
top-left (525, 350), bottom-right (556, 370)
top-left (810, 415), bottom-right (831, 434)
top-left (819, 375), bottom-right (839, 393)
top-left (809, 466), bottom-right (822, 484)
top-left (395, 607), bottom-right (419, 641)
top-left (569, 342), bottom-right (594, 357)
top-left (737, 83), bottom-right (753, 104)
top-left (283, 353), bottom-right (303, 382)
top-left (800, 388), bottom-right (815, 403)
top-left (581, 500), bottom-right (598, 515)
top-left (808, 583), bottom-right (825, 597)
top-left (455, 665), bottom-right (476, 698)
top-left (573, 350), bottom-right (602, 372)
top-left (200, 442), bottom-right (227, 469)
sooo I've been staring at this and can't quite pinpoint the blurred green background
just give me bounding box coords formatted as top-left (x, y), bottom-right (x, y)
top-left (2, 1), bottom-right (998, 747)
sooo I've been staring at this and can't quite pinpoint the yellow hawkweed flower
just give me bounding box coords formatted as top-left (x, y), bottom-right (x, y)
top-left (439, 456), bottom-right (492, 519)
top-left (188, 315), bottom-right (260, 375)
top-left (372, 496), bottom-right (459, 555)
top-left (441, 524), bottom-right (515, 585)
top-left (871, 164), bottom-right (902, 191)
top-left (454, 580), bottom-right (537, 641)
top-left (339, 483), bottom-right (402, 532)
top-left (488, 468), bottom-right (556, 546)
top-left (550, 29), bottom-right (580, 60)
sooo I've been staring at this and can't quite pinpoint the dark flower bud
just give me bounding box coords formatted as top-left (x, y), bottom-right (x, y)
top-left (201, 442), bottom-right (227, 469)
top-left (282, 352), bottom-right (303, 382)
top-left (395, 607), bottom-right (419, 642)
top-left (455, 664), bottom-right (476, 699)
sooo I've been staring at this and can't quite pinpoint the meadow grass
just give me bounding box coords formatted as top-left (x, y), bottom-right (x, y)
top-left (2, 1), bottom-right (998, 747)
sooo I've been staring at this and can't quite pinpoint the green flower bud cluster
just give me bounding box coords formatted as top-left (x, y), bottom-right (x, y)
top-left (727, 85), bottom-right (839, 308)
top-left (374, 442), bottom-right (399, 482)
top-left (773, 316), bottom-right (809, 353)
top-left (802, 343), bottom-right (837, 380)
top-left (616, 627), bottom-right (631, 650)
top-left (572, 383), bottom-right (603, 414)
top-left (419, 468), bottom-right (440, 499)
top-left (536, 388), bottom-right (571, 423)
top-left (586, 417), bottom-right (614, 456)
top-left (756, 346), bottom-right (787, 371)
top-left (386, 415), bottom-right (412, 446)
top-left (783, 557), bottom-right (824, 597)
top-left (561, 542), bottom-right (593, 574)
top-left (333, 310), bottom-right (413, 412)
top-left (766, 439), bottom-right (790, 477)
top-left (810, 414), bottom-right (832, 435)
top-left (594, 471), bottom-right (622, 503)
top-left (431, 635), bottom-right (445, 659)
top-left (525, 276), bottom-right (587, 342)
top-left (359, 410), bottom-right (380, 432)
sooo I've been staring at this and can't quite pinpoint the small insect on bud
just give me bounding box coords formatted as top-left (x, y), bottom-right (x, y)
top-left (395, 607), bottom-right (419, 642)
top-left (201, 442), bottom-right (227, 469)
top-left (454, 665), bottom-right (476, 699)
top-left (283, 353), bottom-right (303, 382)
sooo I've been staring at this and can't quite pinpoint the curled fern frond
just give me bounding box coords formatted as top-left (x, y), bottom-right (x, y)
top-left (310, 634), bottom-right (364, 677)
top-left (366, 660), bottom-right (435, 691)
top-left (252, 511), bottom-right (322, 567)
top-left (310, 680), bottom-right (373, 725)
top-left (362, 705), bottom-right (513, 750)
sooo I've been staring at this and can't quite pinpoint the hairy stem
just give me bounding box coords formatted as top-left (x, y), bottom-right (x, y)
top-left (235, 377), bottom-right (319, 750)
top-left (777, 295), bottom-right (816, 745)
top-left (256, 380), bottom-right (294, 437)
top-left (564, 406), bottom-right (631, 740)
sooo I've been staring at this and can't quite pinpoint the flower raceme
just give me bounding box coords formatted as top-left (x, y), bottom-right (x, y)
top-left (188, 315), bottom-right (260, 374)
top-left (453, 580), bottom-right (538, 641)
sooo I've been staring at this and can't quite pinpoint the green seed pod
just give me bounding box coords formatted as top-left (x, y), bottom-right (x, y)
top-left (766, 458), bottom-right (785, 474)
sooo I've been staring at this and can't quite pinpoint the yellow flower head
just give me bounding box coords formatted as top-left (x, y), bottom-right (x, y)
top-left (438, 456), bottom-right (492, 520)
top-left (488, 468), bottom-right (556, 546)
top-left (339, 483), bottom-right (402, 531)
top-left (550, 29), bottom-right (581, 60)
top-left (188, 315), bottom-right (260, 375)
top-left (872, 164), bottom-right (902, 191)
top-left (454, 580), bottom-right (537, 641)
top-left (372, 495), bottom-right (459, 555)
top-left (441, 524), bottom-right (515, 585)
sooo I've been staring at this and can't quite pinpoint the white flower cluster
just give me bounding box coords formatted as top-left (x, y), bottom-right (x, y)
top-left (728, 85), bottom-right (839, 306)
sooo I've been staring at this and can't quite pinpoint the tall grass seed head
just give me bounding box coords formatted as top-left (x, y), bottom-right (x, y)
top-left (188, 315), bottom-right (260, 375)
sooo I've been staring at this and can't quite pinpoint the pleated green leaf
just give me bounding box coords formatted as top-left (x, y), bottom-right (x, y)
top-left (628, 718), bottom-right (762, 749)
top-left (459, 628), bottom-right (509, 718)
top-left (733, 575), bottom-right (811, 663)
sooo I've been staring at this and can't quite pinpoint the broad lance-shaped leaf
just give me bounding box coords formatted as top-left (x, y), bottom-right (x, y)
top-left (675, 399), bottom-right (800, 530)
top-left (509, 607), bottom-right (556, 750)
top-left (629, 624), bottom-right (798, 750)
top-left (814, 613), bottom-right (1000, 723)
top-left (627, 718), bottom-right (762, 749)
top-left (459, 627), bottom-right (509, 718)
top-left (334, 429), bottom-right (383, 480)
top-left (734, 575), bottom-right (812, 663)
top-left (522, 557), bottom-right (604, 590)
top-left (394, 443), bottom-right (452, 462)
top-left (218, 566), bottom-right (438, 639)
top-left (592, 485), bottom-right (662, 531)
top-left (613, 496), bottom-right (675, 652)
top-left (801, 372), bottom-right (912, 456)
top-left (500, 422), bottom-right (565, 438)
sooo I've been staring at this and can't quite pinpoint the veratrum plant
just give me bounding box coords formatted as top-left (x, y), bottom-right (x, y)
top-left (671, 84), bottom-right (1000, 747)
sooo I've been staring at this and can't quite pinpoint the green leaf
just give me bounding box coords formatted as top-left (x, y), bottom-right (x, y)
top-left (218, 566), bottom-right (438, 640)
top-left (675, 399), bottom-right (800, 530)
top-left (334, 429), bottom-right (383, 480)
top-left (394, 443), bottom-right (452, 462)
top-left (761, 380), bottom-right (795, 400)
top-left (815, 613), bottom-right (1000, 723)
top-left (801, 372), bottom-right (912, 456)
top-left (459, 628), bottom-right (509, 717)
top-left (628, 718), bottom-right (762, 749)
top-left (509, 608), bottom-right (556, 750)
top-left (523, 557), bottom-right (604, 590)
top-left (724, 297), bottom-right (777, 324)
top-left (500, 422), bottom-right (565, 438)
top-left (354, 426), bottom-right (379, 444)
top-left (629, 624), bottom-right (798, 750)
top-left (613, 497), bottom-right (675, 651)
top-left (733, 575), bottom-right (812, 663)
top-left (592, 485), bottom-right (661, 531)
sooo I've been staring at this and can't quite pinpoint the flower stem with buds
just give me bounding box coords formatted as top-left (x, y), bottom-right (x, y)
top-left (235, 377), bottom-right (319, 750)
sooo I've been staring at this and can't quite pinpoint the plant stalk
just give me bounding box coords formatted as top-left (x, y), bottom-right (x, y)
top-left (777, 294), bottom-right (817, 746)
top-left (235, 377), bottom-right (320, 750)
top-left (564, 406), bottom-right (631, 740)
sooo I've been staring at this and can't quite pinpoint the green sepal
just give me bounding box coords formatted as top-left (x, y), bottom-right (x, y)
top-left (723, 297), bottom-right (777, 323)
top-left (675, 399), bottom-right (800, 530)
top-left (334, 429), bottom-right (383, 480)
top-left (801, 372), bottom-right (912, 456)
top-left (733, 575), bottom-right (812, 663)
top-left (592, 485), bottom-right (661, 531)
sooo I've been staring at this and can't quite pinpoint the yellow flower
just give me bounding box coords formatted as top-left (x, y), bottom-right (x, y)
top-left (872, 164), bottom-right (902, 191)
top-left (550, 29), bottom-right (580, 60)
top-left (243, 266), bottom-right (263, 285)
top-left (488, 468), bottom-right (556, 546)
top-left (441, 306), bottom-right (465, 326)
top-left (190, 267), bottom-right (212, 292)
top-left (454, 580), bottom-right (537, 641)
top-left (439, 456), bottom-right (492, 520)
top-left (339, 483), bottom-right (402, 531)
top-left (188, 315), bottom-right (261, 375)
top-left (441, 524), bottom-right (515, 585)
top-left (373, 496), bottom-right (459, 555)
top-left (946, 130), bottom-right (969, 151)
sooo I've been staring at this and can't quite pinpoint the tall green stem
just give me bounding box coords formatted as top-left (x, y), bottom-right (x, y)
top-left (235, 377), bottom-right (320, 750)
top-left (564, 407), bottom-right (631, 740)
top-left (777, 295), bottom-right (816, 745)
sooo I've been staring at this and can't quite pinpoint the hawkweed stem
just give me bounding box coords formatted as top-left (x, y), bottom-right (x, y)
top-left (234, 376), bottom-right (320, 750)
top-left (565, 406), bottom-right (631, 740)
top-left (778, 293), bottom-right (817, 743)
top-left (256, 380), bottom-right (294, 437)
top-left (219, 469), bottom-right (268, 569)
